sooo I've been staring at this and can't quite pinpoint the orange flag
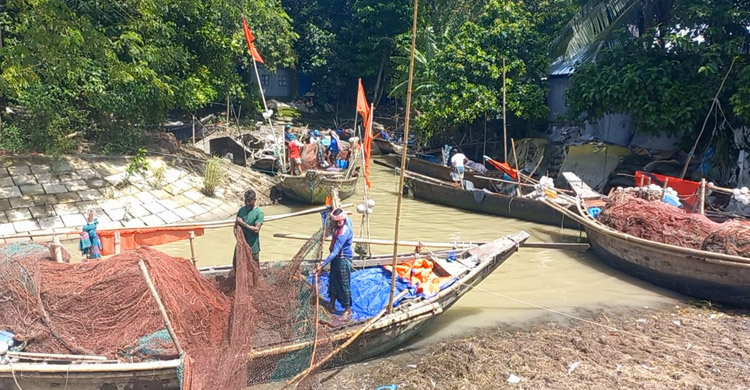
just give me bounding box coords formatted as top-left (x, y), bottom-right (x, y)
top-left (242, 16), bottom-right (264, 63)
top-left (357, 79), bottom-right (373, 187)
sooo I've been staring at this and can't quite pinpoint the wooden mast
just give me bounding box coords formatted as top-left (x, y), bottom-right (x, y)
top-left (388, 0), bottom-right (419, 312)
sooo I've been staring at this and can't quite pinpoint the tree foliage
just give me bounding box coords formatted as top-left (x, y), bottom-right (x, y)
top-left (390, 0), bottom-right (576, 142)
top-left (565, 0), bottom-right (750, 143)
top-left (0, 0), bottom-right (296, 153)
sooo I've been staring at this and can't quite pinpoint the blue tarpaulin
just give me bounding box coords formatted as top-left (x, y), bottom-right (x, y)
top-left (310, 268), bottom-right (417, 322)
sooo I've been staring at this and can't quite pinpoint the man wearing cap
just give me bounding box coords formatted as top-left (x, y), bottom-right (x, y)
top-left (316, 208), bottom-right (354, 319)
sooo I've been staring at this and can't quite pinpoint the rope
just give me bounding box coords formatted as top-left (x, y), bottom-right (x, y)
top-left (458, 281), bottom-right (750, 371)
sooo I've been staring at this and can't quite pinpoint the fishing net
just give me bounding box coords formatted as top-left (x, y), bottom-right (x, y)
top-left (701, 222), bottom-right (750, 257)
top-left (599, 192), bottom-right (750, 257)
top-left (598, 192), bottom-right (719, 249)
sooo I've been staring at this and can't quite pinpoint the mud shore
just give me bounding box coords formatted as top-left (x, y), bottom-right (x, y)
top-left (322, 304), bottom-right (750, 389)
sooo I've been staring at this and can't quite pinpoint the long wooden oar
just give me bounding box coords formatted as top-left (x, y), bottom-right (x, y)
top-left (273, 233), bottom-right (589, 251)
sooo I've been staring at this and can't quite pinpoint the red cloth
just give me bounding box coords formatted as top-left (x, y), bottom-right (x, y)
top-left (96, 227), bottom-right (205, 256)
top-left (634, 171), bottom-right (701, 212)
top-left (486, 158), bottom-right (518, 181)
top-left (357, 78), bottom-right (373, 188)
top-left (242, 17), bottom-right (264, 63)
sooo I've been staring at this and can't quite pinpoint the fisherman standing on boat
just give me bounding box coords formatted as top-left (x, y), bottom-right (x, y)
top-left (235, 190), bottom-right (264, 265)
top-left (316, 208), bottom-right (354, 319)
top-left (450, 148), bottom-right (468, 187)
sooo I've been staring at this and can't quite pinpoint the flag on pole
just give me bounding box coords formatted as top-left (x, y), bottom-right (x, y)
top-left (242, 16), bottom-right (264, 63)
top-left (357, 79), bottom-right (373, 188)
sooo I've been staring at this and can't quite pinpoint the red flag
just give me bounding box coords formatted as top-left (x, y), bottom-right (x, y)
top-left (242, 17), bottom-right (264, 64)
top-left (357, 79), bottom-right (373, 187)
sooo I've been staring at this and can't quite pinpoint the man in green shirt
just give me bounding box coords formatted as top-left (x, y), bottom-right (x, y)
top-left (235, 190), bottom-right (264, 264)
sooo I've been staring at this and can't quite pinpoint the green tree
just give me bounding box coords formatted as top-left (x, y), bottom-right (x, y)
top-left (0, 0), bottom-right (296, 153)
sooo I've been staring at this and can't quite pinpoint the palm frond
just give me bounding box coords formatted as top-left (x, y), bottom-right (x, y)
top-left (550, 0), bottom-right (641, 61)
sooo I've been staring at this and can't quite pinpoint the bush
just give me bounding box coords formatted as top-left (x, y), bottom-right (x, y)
top-left (202, 157), bottom-right (225, 196)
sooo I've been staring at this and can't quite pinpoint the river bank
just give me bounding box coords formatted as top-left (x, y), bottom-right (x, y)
top-left (323, 304), bottom-right (750, 389)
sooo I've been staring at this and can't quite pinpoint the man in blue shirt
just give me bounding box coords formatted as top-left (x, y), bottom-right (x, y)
top-left (316, 208), bottom-right (354, 319)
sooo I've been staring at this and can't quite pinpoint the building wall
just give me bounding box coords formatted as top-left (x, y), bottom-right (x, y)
top-left (257, 66), bottom-right (295, 98)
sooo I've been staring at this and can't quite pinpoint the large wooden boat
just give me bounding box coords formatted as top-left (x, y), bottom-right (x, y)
top-left (381, 154), bottom-right (502, 188)
top-left (0, 231), bottom-right (529, 390)
top-left (376, 157), bottom-right (579, 229)
top-left (371, 138), bottom-right (402, 155)
top-left (276, 147), bottom-right (361, 205)
top-left (546, 192), bottom-right (750, 308)
top-left (276, 170), bottom-right (359, 204)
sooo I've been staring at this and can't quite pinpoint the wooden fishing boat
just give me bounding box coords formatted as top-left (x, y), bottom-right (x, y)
top-left (276, 170), bottom-right (359, 204)
top-left (275, 144), bottom-right (361, 204)
top-left (546, 190), bottom-right (750, 308)
top-left (402, 168), bottom-right (580, 229)
top-left (381, 154), bottom-right (503, 188)
top-left (371, 138), bottom-right (402, 155)
top-left (0, 231), bottom-right (528, 389)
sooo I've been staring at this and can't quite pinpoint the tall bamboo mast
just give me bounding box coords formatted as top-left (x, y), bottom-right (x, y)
top-left (388, 0), bottom-right (419, 312)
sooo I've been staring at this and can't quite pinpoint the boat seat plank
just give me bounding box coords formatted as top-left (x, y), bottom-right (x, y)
top-left (431, 255), bottom-right (469, 277)
top-left (562, 172), bottom-right (602, 199)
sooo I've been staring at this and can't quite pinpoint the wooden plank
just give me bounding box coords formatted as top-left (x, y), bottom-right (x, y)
top-left (562, 172), bottom-right (602, 199)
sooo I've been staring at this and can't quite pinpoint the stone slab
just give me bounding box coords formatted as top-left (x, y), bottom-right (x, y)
top-left (183, 190), bottom-right (204, 202)
top-left (51, 161), bottom-right (73, 173)
top-left (0, 213), bottom-right (6, 224)
top-left (43, 184), bottom-right (68, 194)
top-left (8, 165), bottom-right (31, 175)
top-left (12, 174), bottom-right (37, 186)
top-left (33, 194), bottom-right (58, 206)
top-left (20, 184), bottom-right (45, 196)
top-left (104, 172), bottom-right (127, 186)
top-left (86, 178), bottom-right (106, 188)
top-left (0, 168), bottom-right (8, 178)
top-left (0, 222), bottom-right (16, 236)
top-left (65, 180), bottom-right (89, 192)
top-left (157, 210), bottom-right (181, 224)
top-left (13, 220), bottom-right (39, 233)
top-left (35, 173), bottom-right (61, 185)
top-left (157, 199), bottom-right (180, 210)
top-left (77, 189), bottom-right (102, 201)
top-left (54, 203), bottom-right (81, 216)
top-left (60, 214), bottom-right (88, 228)
top-left (29, 206), bottom-right (56, 219)
top-left (186, 203), bottom-right (209, 216)
top-left (105, 208), bottom-right (128, 221)
top-left (9, 197), bottom-right (34, 208)
top-left (58, 172), bottom-right (81, 181)
top-left (77, 169), bottom-right (100, 180)
top-left (141, 214), bottom-right (165, 226)
top-left (172, 207), bottom-right (195, 220)
top-left (30, 165), bottom-right (52, 174)
top-left (56, 192), bottom-right (82, 203)
top-left (142, 201), bottom-right (167, 215)
top-left (134, 191), bottom-right (158, 203)
top-left (0, 199), bottom-right (12, 211)
top-left (0, 177), bottom-right (13, 187)
top-left (76, 201), bottom-right (99, 214)
top-left (122, 218), bottom-right (146, 228)
top-left (98, 221), bottom-right (124, 230)
top-left (151, 189), bottom-right (171, 200)
top-left (126, 204), bottom-right (151, 218)
top-left (38, 216), bottom-right (65, 230)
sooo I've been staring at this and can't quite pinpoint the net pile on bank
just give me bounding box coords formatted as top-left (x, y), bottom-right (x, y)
top-left (597, 191), bottom-right (750, 257)
top-left (0, 226), bottom-right (336, 389)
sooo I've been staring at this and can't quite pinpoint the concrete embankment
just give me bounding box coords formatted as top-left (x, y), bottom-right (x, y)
top-left (0, 154), bottom-right (278, 244)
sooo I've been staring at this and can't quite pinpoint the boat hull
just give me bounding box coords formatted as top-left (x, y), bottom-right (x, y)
top-left (276, 173), bottom-right (359, 204)
top-left (0, 233), bottom-right (527, 389)
top-left (585, 226), bottom-right (750, 308)
top-left (405, 170), bottom-right (579, 229)
top-left (371, 139), bottom-right (402, 155)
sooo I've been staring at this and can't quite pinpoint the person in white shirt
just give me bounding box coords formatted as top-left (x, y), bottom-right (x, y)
top-left (450, 148), bottom-right (468, 186)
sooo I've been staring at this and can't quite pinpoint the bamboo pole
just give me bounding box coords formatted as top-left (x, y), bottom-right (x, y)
top-left (52, 235), bottom-right (63, 263)
top-left (503, 58), bottom-right (508, 163)
top-left (114, 232), bottom-right (121, 255)
top-left (189, 231), bottom-right (197, 265)
top-left (511, 138), bottom-right (522, 196)
top-left (699, 179), bottom-right (707, 214)
top-left (389, 0), bottom-right (419, 313)
top-left (138, 260), bottom-right (184, 356)
top-left (6, 351), bottom-right (107, 362)
top-left (191, 114), bottom-right (196, 146)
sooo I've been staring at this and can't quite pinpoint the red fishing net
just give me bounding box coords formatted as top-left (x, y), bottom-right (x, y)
top-left (599, 192), bottom-right (750, 257)
top-left (0, 226), bottom-right (334, 389)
